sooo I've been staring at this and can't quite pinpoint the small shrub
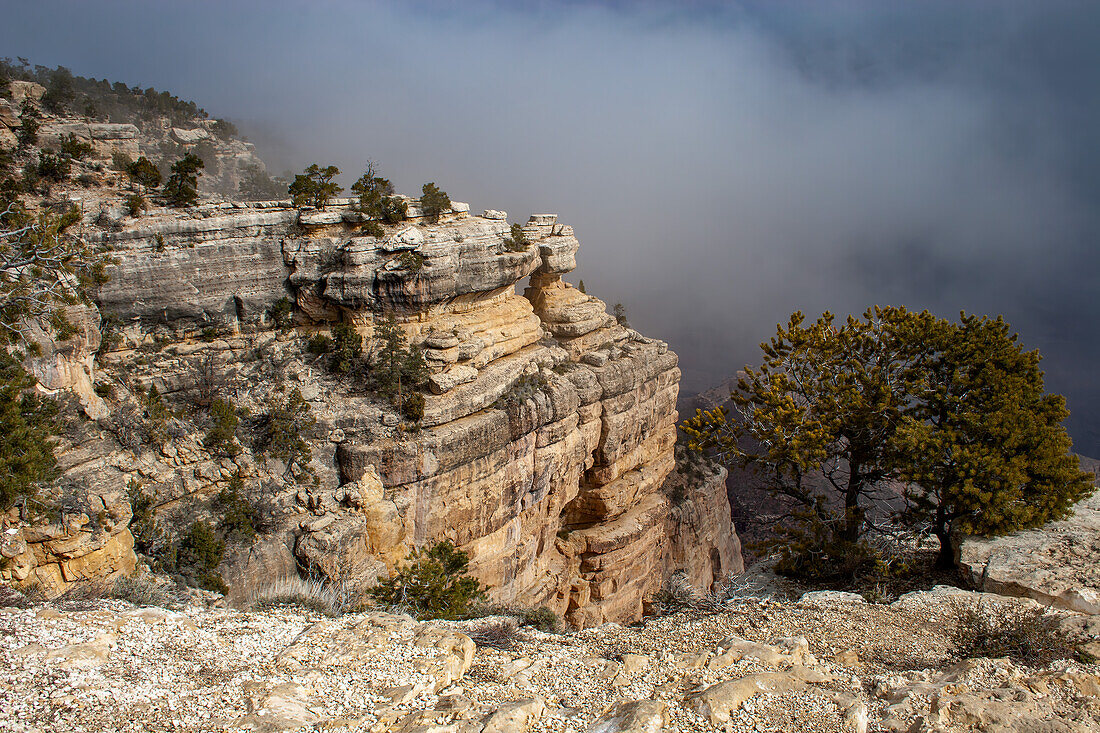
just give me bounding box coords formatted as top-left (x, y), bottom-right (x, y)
top-left (204, 398), bottom-right (239, 456)
top-left (401, 391), bottom-right (425, 422)
top-left (398, 250), bottom-right (425, 272)
top-left (108, 574), bottom-right (179, 608)
top-left (269, 296), bottom-right (294, 331)
top-left (469, 619), bottom-right (519, 650)
top-left (494, 372), bottom-right (550, 409)
top-left (368, 540), bottom-right (487, 620)
top-left (503, 223), bottom-right (527, 252)
top-left (177, 520), bottom-right (227, 594)
top-left (330, 322), bottom-right (363, 375)
top-left (60, 134), bottom-right (93, 160)
top-left (37, 151), bottom-right (71, 183)
top-left (125, 156), bottom-right (162, 190)
top-left (111, 151), bottom-right (133, 171)
top-left (517, 606), bottom-right (560, 633)
top-left (200, 326), bottom-right (220, 342)
top-left (76, 173), bottom-right (98, 188)
top-left (612, 302), bottom-right (629, 328)
top-left (252, 388), bottom-right (316, 480)
top-left (125, 193), bottom-right (146, 218)
top-left (306, 333), bottom-right (333, 356)
top-left (419, 182), bottom-right (450, 223)
top-left (215, 472), bottom-right (256, 541)
top-left (153, 233), bottom-right (166, 252)
top-left (951, 601), bottom-right (1078, 666)
top-left (361, 220), bottom-right (385, 238)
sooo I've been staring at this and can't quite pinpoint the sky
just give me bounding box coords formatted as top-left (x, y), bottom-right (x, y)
top-left (3, 0), bottom-right (1099, 455)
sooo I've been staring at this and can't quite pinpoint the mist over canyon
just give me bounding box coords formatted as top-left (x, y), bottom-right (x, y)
top-left (4, 0), bottom-right (1098, 454)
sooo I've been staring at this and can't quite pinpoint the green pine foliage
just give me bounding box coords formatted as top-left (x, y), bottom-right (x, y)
top-left (215, 472), bottom-right (257, 541)
top-left (162, 153), bottom-right (204, 207)
top-left (503, 223), bottom-right (527, 252)
top-left (204, 398), bottom-right (239, 456)
top-left (351, 162), bottom-right (406, 225)
top-left (368, 540), bottom-right (487, 620)
top-left (682, 307), bottom-right (1095, 574)
top-left (419, 182), bottom-right (450, 223)
top-left (289, 164), bottom-right (342, 209)
top-left (253, 388), bottom-right (316, 480)
top-left (330, 322), bottom-right (362, 375)
top-left (369, 316), bottom-right (427, 419)
top-left (0, 353), bottom-right (58, 510)
top-left (125, 156), bottom-right (162, 191)
top-left (176, 520), bottom-right (226, 593)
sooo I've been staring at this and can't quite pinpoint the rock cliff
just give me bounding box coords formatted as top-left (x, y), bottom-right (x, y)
top-left (3, 191), bottom-right (740, 627)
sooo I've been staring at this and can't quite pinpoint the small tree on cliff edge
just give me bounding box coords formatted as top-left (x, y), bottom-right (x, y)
top-left (682, 307), bottom-right (1093, 576)
top-left (289, 164), bottom-right (342, 209)
top-left (419, 182), bottom-right (450, 223)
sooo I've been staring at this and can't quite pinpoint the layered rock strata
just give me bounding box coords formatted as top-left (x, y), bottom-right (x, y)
top-left (52, 200), bottom-right (738, 626)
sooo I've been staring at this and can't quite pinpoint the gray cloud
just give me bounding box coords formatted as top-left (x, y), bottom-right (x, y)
top-left (4, 0), bottom-right (1098, 453)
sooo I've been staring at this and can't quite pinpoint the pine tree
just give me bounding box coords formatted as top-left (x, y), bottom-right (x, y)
top-left (682, 307), bottom-right (1095, 574)
top-left (419, 182), bottom-right (450, 223)
top-left (162, 153), bottom-right (204, 207)
top-left (0, 353), bottom-right (58, 510)
top-left (288, 164), bottom-right (342, 209)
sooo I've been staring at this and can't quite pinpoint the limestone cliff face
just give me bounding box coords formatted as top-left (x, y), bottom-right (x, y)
top-left (25, 199), bottom-right (739, 627)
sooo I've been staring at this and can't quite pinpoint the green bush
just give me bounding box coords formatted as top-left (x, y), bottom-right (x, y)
top-left (162, 153), bottom-right (204, 207)
top-left (125, 194), bottom-right (146, 218)
top-left (306, 333), bottom-right (333, 356)
top-left (419, 182), bottom-right (450, 223)
top-left (361, 220), bottom-right (385, 238)
top-left (177, 520), bottom-right (226, 593)
top-left (503, 223), bottom-right (527, 252)
top-left (215, 472), bottom-right (257, 541)
top-left (0, 353), bottom-right (59, 511)
top-left (397, 250), bottom-right (424, 272)
top-left (16, 106), bottom-right (39, 148)
top-left (125, 156), bottom-right (162, 190)
top-left (518, 606), bottom-right (561, 633)
top-left (330, 322), bottom-right (362, 375)
top-left (269, 296), bottom-right (294, 331)
top-left (253, 388), bottom-right (315, 480)
top-left (36, 151), bottom-right (71, 183)
top-left (289, 164), bottom-right (342, 209)
top-left (368, 540), bottom-right (486, 620)
top-left (204, 398), bottom-right (239, 456)
top-left (60, 134), bottom-right (93, 160)
top-left (401, 391), bottom-right (425, 422)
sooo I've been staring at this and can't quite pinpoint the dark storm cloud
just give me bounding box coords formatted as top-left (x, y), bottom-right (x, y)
top-left (3, 0), bottom-right (1099, 453)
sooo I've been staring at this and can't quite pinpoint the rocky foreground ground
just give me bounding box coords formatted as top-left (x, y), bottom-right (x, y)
top-left (2, 584), bottom-right (1099, 733)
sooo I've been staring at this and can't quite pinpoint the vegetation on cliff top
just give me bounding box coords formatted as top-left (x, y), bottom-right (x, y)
top-left (683, 307), bottom-right (1094, 577)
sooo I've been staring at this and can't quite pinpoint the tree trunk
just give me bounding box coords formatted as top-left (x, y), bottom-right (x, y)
top-left (934, 507), bottom-right (955, 569)
top-left (841, 459), bottom-right (863, 542)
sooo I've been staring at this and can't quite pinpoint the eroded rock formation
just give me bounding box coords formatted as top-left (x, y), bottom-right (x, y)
top-left (6, 197), bottom-right (739, 626)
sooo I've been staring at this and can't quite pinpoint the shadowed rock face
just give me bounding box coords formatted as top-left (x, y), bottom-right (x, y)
top-left (83, 201), bottom-right (741, 627)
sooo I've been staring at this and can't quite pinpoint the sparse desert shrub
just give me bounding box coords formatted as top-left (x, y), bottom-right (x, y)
top-left (361, 220), bottom-right (385, 238)
top-left (468, 619), bottom-right (519, 650)
top-left (248, 575), bottom-right (359, 617)
top-left (60, 134), bottom-right (93, 160)
top-left (36, 151), bottom-right (71, 183)
top-left (306, 333), bottom-right (332, 356)
top-left (368, 540), bottom-right (486, 620)
top-left (401, 391), bottom-right (425, 422)
top-left (398, 250), bottom-right (425, 272)
top-left (951, 601), bottom-right (1078, 666)
top-left (108, 574), bottom-right (180, 608)
top-left (252, 388), bottom-right (316, 480)
top-left (330, 321), bottom-right (362, 374)
top-left (494, 372), bottom-right (550, 409)
top-left (517, 606), bottom-right (560, 633)
top-left (124, 194), bottom-right (146, 218)
top-left (268, 296), bottom-right (294, 331)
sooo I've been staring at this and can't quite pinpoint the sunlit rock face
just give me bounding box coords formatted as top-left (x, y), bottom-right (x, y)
top-left (90, 201), bottom-right (740, 626)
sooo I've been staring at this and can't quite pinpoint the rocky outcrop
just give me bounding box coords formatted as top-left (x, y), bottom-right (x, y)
top-left (70, 202), bottom-right (742, 625)
top-left (957, 489), bottom-right (1100, 614)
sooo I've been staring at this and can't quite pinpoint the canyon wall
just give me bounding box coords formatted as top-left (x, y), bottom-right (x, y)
top-left (5, 198), bottom-right (740, 627)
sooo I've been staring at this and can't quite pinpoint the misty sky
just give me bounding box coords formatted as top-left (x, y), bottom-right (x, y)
top-left (4, 0), bottom-right (1099, 455)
